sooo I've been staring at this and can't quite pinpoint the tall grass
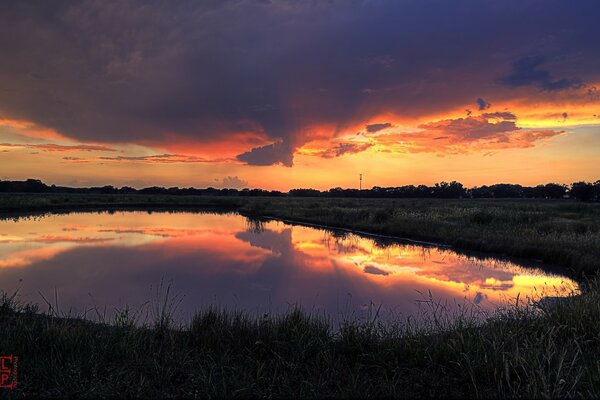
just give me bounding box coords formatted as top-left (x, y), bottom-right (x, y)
top-left (0, 278), bottom-right (599, 398)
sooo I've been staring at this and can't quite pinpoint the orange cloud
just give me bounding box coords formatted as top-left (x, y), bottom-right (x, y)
top-left (98, 153), bottom-right (235, 164)
top-left (143, 131), bottom-right (271, 159)
top-left (0, 142), bottom-right (116, 152)
top-left (0, 117), bottom-right (67, 141)
top-left (0, 234), bottom-right (113, 244)
top-left (288, 227), bottom-right (577, 304)
top-left (0, 246), bottom-right (68, 268)
top-left (296, 112), bottom-right (566, 157)
top-left (33, 235), bottom-right (112, 244)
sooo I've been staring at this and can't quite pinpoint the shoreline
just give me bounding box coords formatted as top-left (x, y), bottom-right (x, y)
top-left (1, 194), bottom-right (593, 278)
top-left (1, 280), bottom-right (597, 397)
top-left (0, 203), bottom-right (578, 280)
top-left (1, 195), bottom-right (598, 396)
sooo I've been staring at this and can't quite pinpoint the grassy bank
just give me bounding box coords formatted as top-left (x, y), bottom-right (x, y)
top-left (2, 193), bottom-right (599, 397)
top-left (0, 280), bottom-right (598, 398)
top-left (1, 193), bottom-right (599, 275)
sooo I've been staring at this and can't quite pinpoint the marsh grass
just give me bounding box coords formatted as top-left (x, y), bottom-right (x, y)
top-left (0, 278), bottom-right (597, 398)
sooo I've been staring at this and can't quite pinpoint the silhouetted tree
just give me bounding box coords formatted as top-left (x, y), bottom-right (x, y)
top-left (570, 182), bottom-right (595, 201)
top-left (533, 183), bottom-right (567, 199)
top-left (432, 181), bottom-right (466, 198)
top-left (0, 178), bottom-right (597, 201)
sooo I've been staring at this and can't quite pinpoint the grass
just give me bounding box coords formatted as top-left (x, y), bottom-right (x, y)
top-left (1, 193), bottom-right (599, 397)
top-left (0, 192), bottom-right (245, 212)
top-left (0, 278), bottom-right (596, 398)
top-left (1, 193), bottom-right (598, 275)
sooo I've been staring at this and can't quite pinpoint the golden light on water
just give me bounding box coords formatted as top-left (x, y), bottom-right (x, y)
top-left (0, 211), bottom-right (578, 321)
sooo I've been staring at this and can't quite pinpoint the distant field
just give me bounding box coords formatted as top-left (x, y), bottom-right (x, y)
top-left (1, 193), bottom-right (599, 275)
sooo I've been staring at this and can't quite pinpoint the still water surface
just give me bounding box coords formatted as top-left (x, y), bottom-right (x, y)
top-left (0, 211), bottom-right (577, 325)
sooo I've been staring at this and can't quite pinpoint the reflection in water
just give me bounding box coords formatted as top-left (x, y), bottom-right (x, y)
top-left (0, 211), bottom-right (578, 325)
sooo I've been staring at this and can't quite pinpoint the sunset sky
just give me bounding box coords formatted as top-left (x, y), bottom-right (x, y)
top-left (1, 0), bottom-right (599, 190)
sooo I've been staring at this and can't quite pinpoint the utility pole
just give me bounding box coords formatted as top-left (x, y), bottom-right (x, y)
top-left (359, 174), bottom-right (362, 191)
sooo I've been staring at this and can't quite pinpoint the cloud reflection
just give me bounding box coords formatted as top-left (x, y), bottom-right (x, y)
top-left (0, 211), bottom-right (577, 324)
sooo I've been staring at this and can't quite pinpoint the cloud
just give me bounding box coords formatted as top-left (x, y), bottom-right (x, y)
top-left (236, 142), bottom-right (293, 166)
top-left (34, 235), bottom-right (111, 244)
top-left (99, 153), bottom-right (231, 164)
top-left (476, 98), bottom-right (491, 110)
top-left (316, 142), bottom-right (373, 159)
top-left (62, 156), bottom-right (89, 163)
top-left (369, 112), bottom-right (563, 154)
top-left (481, 112), bottom-right (517, 120)
top-left (221, 176), bottom-right (249, 189)
top-left (498, 56), bottom-right (584, 91)
top-left (0, 142), bottom-right (116, 152)
top-left (0, 117), bottom-right (66, 141)
top-left (363, 265), bottom-right (390, 276)
top-left (0, 0), bottom-right (599, 166)
top-left (36, 144), bottom-right (116, 152)
top-left (0, 234), bottom-right (111, 244)
top-left (418, 116), bottom-right (517, 140)
top-left (366, 123), bottom-right (392, 133)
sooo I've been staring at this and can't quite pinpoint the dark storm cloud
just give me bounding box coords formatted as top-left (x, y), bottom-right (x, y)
top-left (366, 123), bottom-right (392, 133)
top-left (236, 141), bottom-right (293, 166)
top-left (498, 56), bottom-right (584, 91)
top-left (476, 98), bottom-right (491, 110)
top-left (1, 0), bottom-right (599, 165)
top-left (364, 265), bottom-right (389, 276)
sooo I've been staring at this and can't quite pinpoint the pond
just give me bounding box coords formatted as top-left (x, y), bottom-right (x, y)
top-left (0, 210), bottom-right (578, 326)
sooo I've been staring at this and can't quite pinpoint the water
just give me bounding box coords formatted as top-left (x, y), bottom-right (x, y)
top-left (0, 210), bottom-right (577, 326)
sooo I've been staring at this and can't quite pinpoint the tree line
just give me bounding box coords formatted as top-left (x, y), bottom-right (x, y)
top-left (1, 179), bottom-right (599, 201)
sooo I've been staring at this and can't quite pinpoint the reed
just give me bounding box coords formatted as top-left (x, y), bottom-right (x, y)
top-left (0, 279), bottom-right (597, 398)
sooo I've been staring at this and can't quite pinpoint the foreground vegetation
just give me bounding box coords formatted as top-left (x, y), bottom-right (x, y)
top-left (0, 279), bottom-right (596, 398)
top-left (1, 194), bottom-right (599, 397)
top-left (1, 193), bottom-right (598, 275)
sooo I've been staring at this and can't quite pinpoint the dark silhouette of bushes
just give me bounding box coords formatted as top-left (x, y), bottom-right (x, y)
top-left (0, 178), bottom-right (598, 201)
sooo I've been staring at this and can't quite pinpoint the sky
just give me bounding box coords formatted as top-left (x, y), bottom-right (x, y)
top-left (0, 0), bottom-right (599, 190)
